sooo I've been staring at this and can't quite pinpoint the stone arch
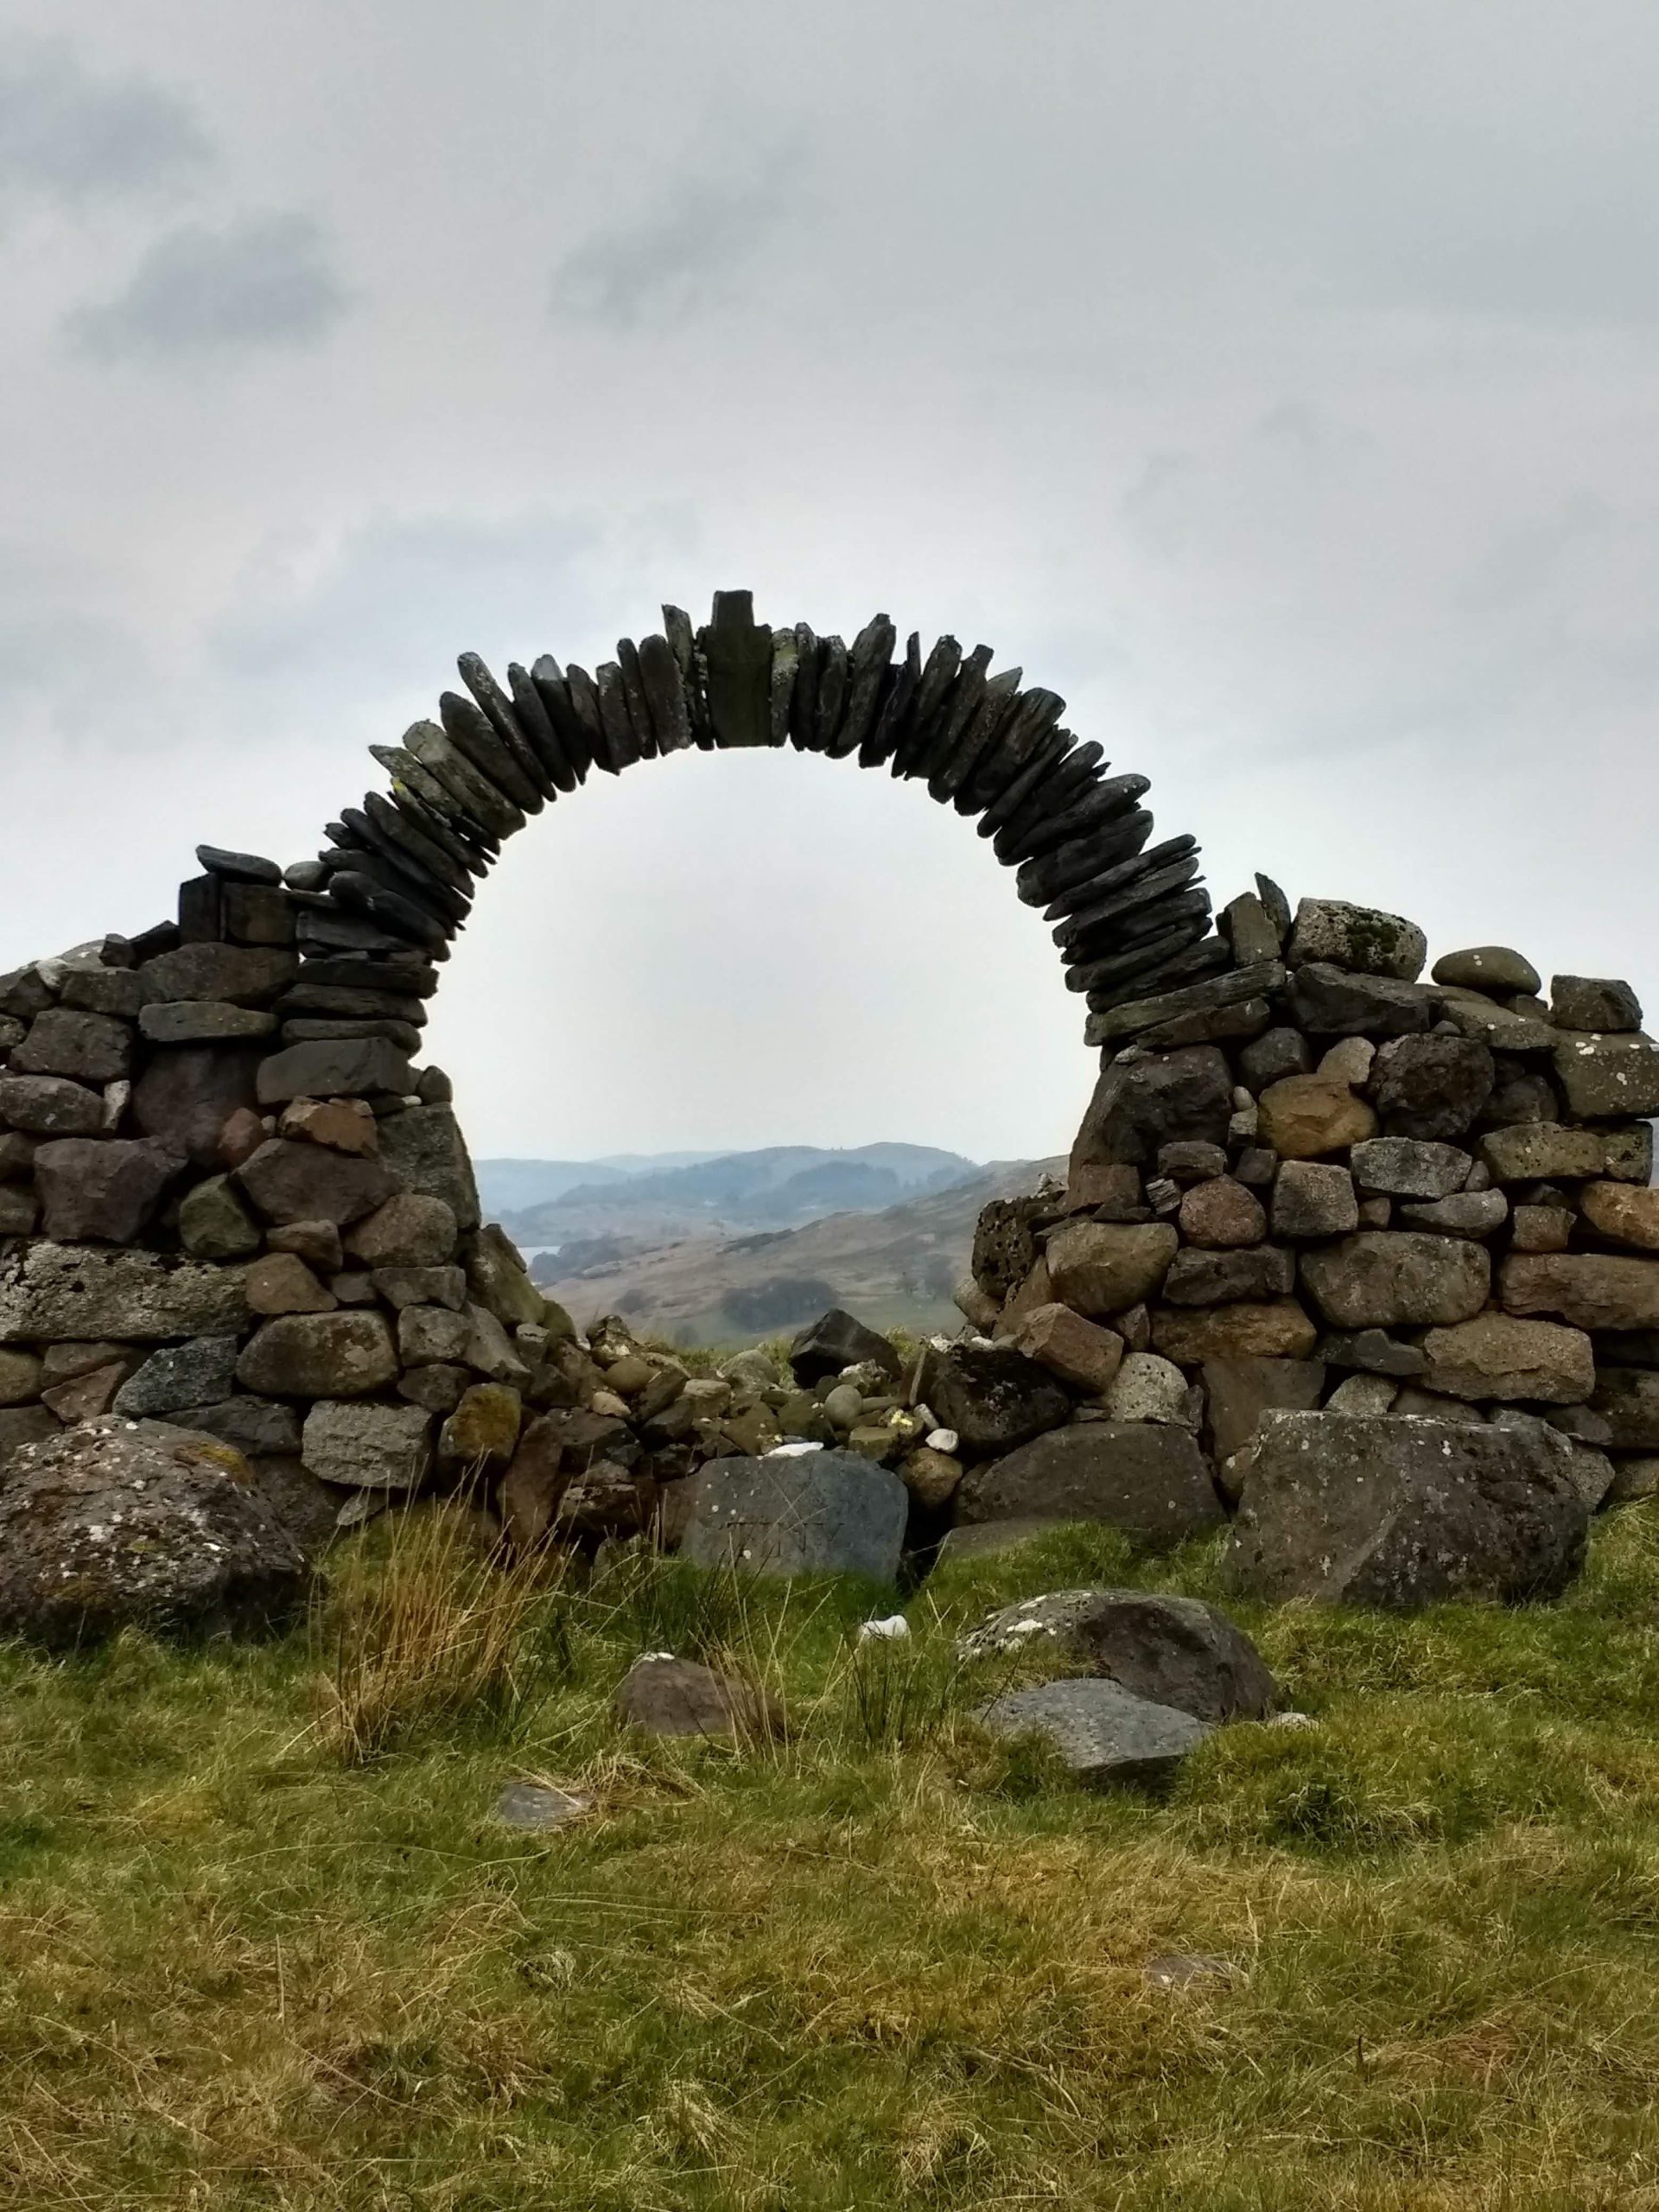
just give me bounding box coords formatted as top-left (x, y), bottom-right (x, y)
top-left (293, 588), bottom-right (1218, 1042)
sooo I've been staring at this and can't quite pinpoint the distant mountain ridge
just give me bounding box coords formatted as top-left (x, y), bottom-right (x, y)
top-left (474, 1152), bottom-right (727, 1215)
top-left (536, 1154), bottom-right (1061, 1345)
top-left (480, 1143), bottom-right (982, 1249)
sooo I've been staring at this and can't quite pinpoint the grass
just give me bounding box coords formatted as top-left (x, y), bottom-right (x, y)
top-left (6, 1507), bottom-right (1659, 2206)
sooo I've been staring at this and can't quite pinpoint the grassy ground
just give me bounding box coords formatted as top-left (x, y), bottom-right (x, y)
top-left (5, 1504), bottom-right (1659, 2209)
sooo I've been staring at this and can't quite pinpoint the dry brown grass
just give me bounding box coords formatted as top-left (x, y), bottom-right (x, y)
top-left (310, 1497), bottom-right (568, 1762)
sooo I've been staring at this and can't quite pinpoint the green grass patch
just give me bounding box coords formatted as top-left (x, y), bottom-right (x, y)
top-left (5, 1503), bottom-right (1659, 2205)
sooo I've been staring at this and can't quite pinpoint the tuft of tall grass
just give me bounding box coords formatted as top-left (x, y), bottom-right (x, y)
top-left (310, 1499), bottom-right (570, 1763)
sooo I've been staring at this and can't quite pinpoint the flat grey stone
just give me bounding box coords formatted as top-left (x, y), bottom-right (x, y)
top-left (679, 1448), bottom-right (907, 1581)
top-left (960, 1586), bottom-right (1276, 1722)
top-left (113, 1337), bottom-right (241, 1418)
top-left (976, 1677), bottom-right (1211, 1786)
top-left (0, 1244), bottom-right (250, 1345)
top-left (493, 1782), bottom-right (593, 1833)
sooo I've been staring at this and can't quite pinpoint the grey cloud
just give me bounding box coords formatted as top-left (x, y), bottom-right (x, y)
top-left (0, 35), bottom-right (209, 208)
top-left (205, 508), bottom-right (614, 725)
top-left (550, 148), bottom-right (799, 330)
top-left (65, 211), bottom-right (349, 362)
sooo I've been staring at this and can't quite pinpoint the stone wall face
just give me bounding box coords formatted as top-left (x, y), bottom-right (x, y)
top-left (1, 588), bottom-right (1656, 1549)
top-left (0, 855), bottom-right (541, 1515)
top-left (942, 893), bottom-right (1659, 1526)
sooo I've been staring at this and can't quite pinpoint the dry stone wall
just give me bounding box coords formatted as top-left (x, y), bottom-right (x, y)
top-left (0, 586), bottom-right (1655, 1566)
top-left (942, 891), bottom-right (1659, 1536)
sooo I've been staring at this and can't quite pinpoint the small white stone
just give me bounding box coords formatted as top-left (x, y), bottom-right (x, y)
top-left (856, 1615), bottom-right (911, 1643)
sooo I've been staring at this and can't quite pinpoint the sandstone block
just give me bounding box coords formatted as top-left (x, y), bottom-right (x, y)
top-left (1255, 1075), bottom-right (1376, 1160)
top-left (1478, 1122), bottom-right (1604, 1183)
top-left (1579, 1181), bottom-right (1659, 1251)
top-left (1160, 1245), bottom-right (1296, 1305)
top-left (1201, 1355), bottom-right (1326, 1484)
top-left (1500, 1252), bottom-right (1659, 1332)
top-left (245, 1252), bottom-right (337, 1316)
top-left (1421, 1314), bottom-right (1594, 1403)
top-left (236, 1311), bottom-right (397, 1397)
top-left (1152, 1300), bottom-right (1318, 1361)
top-left (1177, 1176), bottom-right (1266, 1249)
top-left (266, 1219), bottom-right (345, 1274)
top-left (277, 1096), bottom-right (379, 1154)
top-left (1300, 1232), bottom-right (1491, 1329)
top-left (1512, 1205), bottom-right (1573, 1253)
top-left (1014, 1303), bottom-right (1125, 1392)
top-left (1045, 1219), bottom-right (1177, 1315)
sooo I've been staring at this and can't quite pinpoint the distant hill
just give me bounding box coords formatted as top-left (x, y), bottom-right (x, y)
top-left (535, 1155), bottom-right (1061, 1346)
top-left (474, 1151), bottom-right (728, 1215)
top-left (498, 1143), bottom-right (981, 1249)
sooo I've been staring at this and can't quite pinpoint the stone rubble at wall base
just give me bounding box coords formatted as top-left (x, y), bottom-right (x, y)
top-left (2, 823), bottom-right (1658, 1626)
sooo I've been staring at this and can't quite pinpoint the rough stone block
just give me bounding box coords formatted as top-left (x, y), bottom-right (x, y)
top-left (1286, 899), bottom-right (1427, 980)
top-left (0, 1244), bottom-right (250, 1345)
top-left (954, 1421), bottom-right (1222, 1539)
top-left (254, 1037), bottom-right (416, 1108)
top-left (1225, 1410), bottom-right (1587, 1606)
top-left (1300, 1232), bottom-right (1491, 1329)
top-left (680, 1449), bottom-right (907, 1581)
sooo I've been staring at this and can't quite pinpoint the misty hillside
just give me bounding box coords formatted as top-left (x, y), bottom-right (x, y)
top-left (474, 1152), bottom-right (726, 1215)
top-left (536, 1155), bottom-right (1060, 1345)
top-left (497, 1143), bottom-right (981, 1248)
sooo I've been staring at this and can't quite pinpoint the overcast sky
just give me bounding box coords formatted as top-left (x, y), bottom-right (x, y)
top-left (3, 1), bottom-right (1657, 1164)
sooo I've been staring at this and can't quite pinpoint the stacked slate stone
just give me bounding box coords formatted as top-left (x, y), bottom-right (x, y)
top-left (0, 855), bottom-right (572, 1519)
top-left (272, 588), bottom-right (1206, 1034)
top-left (930, 889), bottom-right (1659, 1589)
